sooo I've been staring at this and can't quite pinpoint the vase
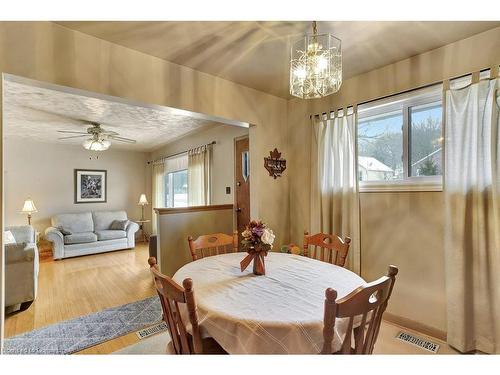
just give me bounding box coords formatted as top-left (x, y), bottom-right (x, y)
top-left (252, 251), bottom-right (266, 276)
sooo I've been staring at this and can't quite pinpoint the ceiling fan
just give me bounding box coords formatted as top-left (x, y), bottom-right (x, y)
top-left (58, 121), bottom-right (136, 151)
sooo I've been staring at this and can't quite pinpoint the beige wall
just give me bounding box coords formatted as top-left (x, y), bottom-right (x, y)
top-left (151, 124), bottom-right (249, 205)
top-left (4, 137), bottom-right (147, 233)
top-left (0, 21), bottom-right (289, 341)
top-left (157, 207), bottom-right (234, 276)
top-left (288, 26), bottom-right (500, 336)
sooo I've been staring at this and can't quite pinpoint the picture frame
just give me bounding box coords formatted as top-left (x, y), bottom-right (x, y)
top-left (74, 169), bottom-right (107, 204)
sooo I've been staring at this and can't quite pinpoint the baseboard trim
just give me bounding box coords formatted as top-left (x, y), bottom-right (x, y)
top-left (383, 312), bottom-right (447, 342)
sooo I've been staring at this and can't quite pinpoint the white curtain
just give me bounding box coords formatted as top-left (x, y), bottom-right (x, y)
top-left (151, 161), bottom-right (166, 235)
top-left (188, 145), bottom-right (212, 206)
top-left (310, 111), bottom-right (361, 274)
top-left (444, 77), bottom-right (500, 353)
top-left (165, 154), bottom-right (188, 175)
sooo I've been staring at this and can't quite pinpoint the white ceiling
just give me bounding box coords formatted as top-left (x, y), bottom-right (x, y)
top-left (3, 77), bottom-right (244, 152)
top-left (56, 21), bottom-right (500, 98)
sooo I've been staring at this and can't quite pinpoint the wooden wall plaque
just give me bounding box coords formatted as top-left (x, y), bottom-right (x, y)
top-left (264, 148), bottom-right (286, 179)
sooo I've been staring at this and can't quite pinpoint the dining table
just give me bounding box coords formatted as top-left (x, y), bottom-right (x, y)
top-left (172, 251), bottom-right (366, 354)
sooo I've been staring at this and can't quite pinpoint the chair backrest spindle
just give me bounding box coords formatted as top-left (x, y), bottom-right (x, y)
top-left (187, 231), bottom-right (239, 261)
top-left (303, 231), bottom-right (351, 267)
top-left (148, 257), bottom-right (203, 354)
top-left (321, 265), bottom-right (398, 354)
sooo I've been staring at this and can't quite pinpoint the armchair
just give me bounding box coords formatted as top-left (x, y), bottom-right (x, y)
top-left (5, 225), bottom-right (39, 311)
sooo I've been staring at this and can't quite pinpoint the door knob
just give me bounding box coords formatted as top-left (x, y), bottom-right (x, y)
top-left (235, 208), bottom-right (242, 213)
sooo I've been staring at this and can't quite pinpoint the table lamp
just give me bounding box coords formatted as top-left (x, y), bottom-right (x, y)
top-left (21, 198), bottom-right (38, 225)
top-left (138, 193), bottom-right (149, 221)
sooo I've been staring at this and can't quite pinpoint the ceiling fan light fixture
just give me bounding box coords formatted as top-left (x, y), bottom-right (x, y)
top-left (290, 21), bottom-right (342, 99)
top-left (83, 137), bottom-right (111, 151)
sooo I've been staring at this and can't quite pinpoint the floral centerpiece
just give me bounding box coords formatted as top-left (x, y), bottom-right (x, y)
top-left (240, 220), bottom-right (275, 275)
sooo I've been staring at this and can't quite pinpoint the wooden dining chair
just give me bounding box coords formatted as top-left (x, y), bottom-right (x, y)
top-left (148, 257), bottom-right (226, 354)
top-left (321, 265), bottom-right (399, 354)
top-left (303, 231), bottom-right (351, 267)
top-left (187, 231), bottom-right (239, 261)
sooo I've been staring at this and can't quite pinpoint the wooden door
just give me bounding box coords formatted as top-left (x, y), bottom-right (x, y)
top-left (235, 137), bottom-right (250, 239)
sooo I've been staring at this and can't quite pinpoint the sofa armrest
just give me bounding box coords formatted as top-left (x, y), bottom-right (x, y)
top-left (126, 221), bottom-right (140, 234)
top-left (126, 221), bottom-right (140, 248)
top-left (45, 227), bottom-right (64, 259)
top-left (5, 243), bottom-right (36, 264)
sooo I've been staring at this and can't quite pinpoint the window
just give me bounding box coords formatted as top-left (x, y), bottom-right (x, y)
top-left (409, 103), bottom-right (442, 177)
top-left (163, 153), bottom-right (188, 207)
top-left (165, 169), bottom-right (188, 208)
top-left (357, 84), bottom-right (443, 191)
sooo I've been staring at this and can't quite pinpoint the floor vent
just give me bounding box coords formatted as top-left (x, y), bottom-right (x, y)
top-left (136, 322), bottom-right (168, 340)
top-left (395, 331), bottom-right (440, 353)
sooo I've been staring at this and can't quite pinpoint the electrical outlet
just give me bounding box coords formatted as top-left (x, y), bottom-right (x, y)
top-left (226, 186), bottom-right (231, 194)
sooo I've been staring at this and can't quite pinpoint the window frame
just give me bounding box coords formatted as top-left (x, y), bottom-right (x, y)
top-left (357, 84), bottom-right (443, 192)
top-left (165, 168), bottom-right (188, 208)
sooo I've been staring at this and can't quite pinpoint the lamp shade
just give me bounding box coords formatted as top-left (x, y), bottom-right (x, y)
top-left (138, 194), bottom-right (149, 206)
top-left (21, 198), bottom-right (38, 214)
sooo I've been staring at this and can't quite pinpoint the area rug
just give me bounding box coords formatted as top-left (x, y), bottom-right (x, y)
top-left (3, 296), bottom-right (162, 355)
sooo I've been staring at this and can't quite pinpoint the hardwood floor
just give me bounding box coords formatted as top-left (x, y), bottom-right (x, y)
top-left (4, 243), bottom-right (155, 340)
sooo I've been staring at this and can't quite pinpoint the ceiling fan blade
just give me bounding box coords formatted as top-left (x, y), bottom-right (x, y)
top-left (108, 135), bottom-right (137, 144)
top-left (58, 135), bottom-right (89, 140)
top-left (57, 130), bottom-right (88, 134)
top-left (100, 130), bottom-right (119, 136)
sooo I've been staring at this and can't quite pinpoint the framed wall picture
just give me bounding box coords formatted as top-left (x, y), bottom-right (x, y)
top-left (74, 169), bottom-right (107, 203)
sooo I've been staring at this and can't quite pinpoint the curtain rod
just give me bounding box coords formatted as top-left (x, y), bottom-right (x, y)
top-left (147, 140), bottom-right (216, 165)
top-left (309, 65), bottom-right (498, 119)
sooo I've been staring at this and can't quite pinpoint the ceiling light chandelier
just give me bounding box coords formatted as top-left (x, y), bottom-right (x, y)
top-left (83, 135), bottom-right (111, 151)
top-left (290, 21), bottom-right (342, 99)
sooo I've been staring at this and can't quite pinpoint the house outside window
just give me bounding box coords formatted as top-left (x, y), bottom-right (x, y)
top-left (357, 84), bottom-right (443, 192)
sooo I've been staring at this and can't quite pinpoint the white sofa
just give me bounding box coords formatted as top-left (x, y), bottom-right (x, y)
top-left (45, 210), bottom-right (139, 259)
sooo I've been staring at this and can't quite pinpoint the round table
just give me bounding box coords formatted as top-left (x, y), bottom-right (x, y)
top-left (173, 252), bottom-right (365, 354)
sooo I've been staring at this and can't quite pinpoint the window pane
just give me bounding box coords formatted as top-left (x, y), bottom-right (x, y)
top-left (172, 170), bottom-right (188, 207)
top-left (409, 103), bottom-right (442, 177)
top-left (165, 173), bottom-right (172, 208)
top-left (358, 111), bottom-right (403, 182)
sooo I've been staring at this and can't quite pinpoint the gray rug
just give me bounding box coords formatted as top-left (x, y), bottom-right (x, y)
top-left (3, 296), bottom-right (162, 355)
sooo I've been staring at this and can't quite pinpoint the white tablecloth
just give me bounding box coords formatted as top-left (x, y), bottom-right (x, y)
top-left (173, 252), bottom-right (365, 354)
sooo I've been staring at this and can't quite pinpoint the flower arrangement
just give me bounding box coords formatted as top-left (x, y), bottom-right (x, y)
top-left (240, 220), bottom-right (275, 275)
top-left (241, 220), bottom-right (275, 252)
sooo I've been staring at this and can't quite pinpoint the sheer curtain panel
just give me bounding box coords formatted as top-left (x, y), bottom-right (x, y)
top-left (310, 110), bottom-right (361, 274)
top-left (151, 161), bottom-right (166, 235)
top-left (188, 144), bottom-right (212, 206)
top-left (444, 77), bottom-right (500, 353)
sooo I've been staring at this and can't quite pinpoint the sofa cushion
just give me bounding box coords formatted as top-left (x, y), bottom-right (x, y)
top-left (110, 219), bottom-right (129, 231)
top-left (95, 230), bottom-right (127, 241)
top-left (93, 211), bottom-right (128, 231)
top-left (64, 232), bottom-right (98, 245)
top-left (52, 213), bottom-right (94, 234)
top-left (58, 227), bottom-right (72, 235)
